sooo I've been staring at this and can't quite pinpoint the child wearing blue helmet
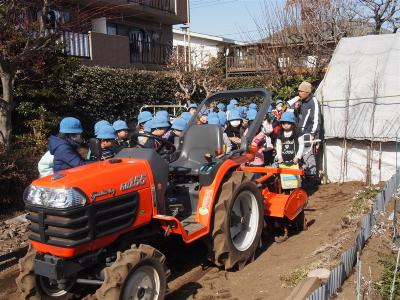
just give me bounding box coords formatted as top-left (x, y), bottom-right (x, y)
top-left (113, 120), bottom-right (131, 148)
top-left (275, 111), bottom-right (304, 164)
top-left (97, 124), bottom-right (117, 160)
top-left (225, 109), bottom-right (243, 151)
top-left (167, 118), bottom-right (187, 145)
top-left (48, 117), bottom-right (92, 172)
top-left (143, 115), bottom-right (170, 149)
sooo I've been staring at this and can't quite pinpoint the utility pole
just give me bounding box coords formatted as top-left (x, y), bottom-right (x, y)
top-left (180, 24), bottom-right (189, 71)
top-left (187, 0), bottom-right (191, 71)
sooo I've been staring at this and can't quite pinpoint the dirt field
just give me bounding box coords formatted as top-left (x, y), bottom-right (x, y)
top-left (337, 202), bottom-right (397, 300)
top-left (0, 182), bottom-right (366, 300)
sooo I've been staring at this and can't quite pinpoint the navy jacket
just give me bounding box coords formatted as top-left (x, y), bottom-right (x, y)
top-left (298, 94), bottom-right (321, 136)
top-left (48, 135), bottom-right (91, 172)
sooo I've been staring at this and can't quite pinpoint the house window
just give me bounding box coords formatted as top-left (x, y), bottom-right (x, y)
top-left (107, 23), bottom-right (117, 35)
top-left (305, 56), bottom-right (317, 68)
top-left (278, 56), bottom-right (290, 68)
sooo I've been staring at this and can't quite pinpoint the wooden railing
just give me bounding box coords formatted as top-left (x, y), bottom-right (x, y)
top-left (226, 55), bottom-right (328, 75)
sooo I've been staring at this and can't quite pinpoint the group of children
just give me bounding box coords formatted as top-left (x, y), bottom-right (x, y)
top-left (38, 97), bottom-right (305, 178)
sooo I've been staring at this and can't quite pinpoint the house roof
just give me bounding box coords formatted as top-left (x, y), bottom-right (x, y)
top-left (172, 29), bottom-right (244, 45)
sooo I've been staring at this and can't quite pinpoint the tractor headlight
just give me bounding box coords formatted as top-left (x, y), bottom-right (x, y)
top-left (24, 185), bottom-right (87, 209)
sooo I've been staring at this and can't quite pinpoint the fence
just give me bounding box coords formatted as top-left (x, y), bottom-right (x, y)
top-left (130, 41), bottom-right (170, 65)
top-left (61, 31), bottom-right (90, 58)
top-left (307, 170), bottom-right (400, 300)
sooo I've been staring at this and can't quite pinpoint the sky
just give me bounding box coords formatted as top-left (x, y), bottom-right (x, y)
top-left (174, 0), bottom-right (285, 42)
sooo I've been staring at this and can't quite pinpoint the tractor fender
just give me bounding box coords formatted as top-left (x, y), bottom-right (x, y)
top-left (196, 159), bottom-right (240, 228)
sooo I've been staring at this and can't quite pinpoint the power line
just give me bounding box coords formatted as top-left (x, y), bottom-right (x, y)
top-left (192, 0), bottom-right (240, 9)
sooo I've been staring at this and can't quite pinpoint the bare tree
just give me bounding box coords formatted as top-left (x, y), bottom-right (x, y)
top-left (350, 0), bottom-right (400, 34)
top-left (198, 54), bottom-right (226, 97)
top-left (245, 0), bottom-right (375, 79)
top-left (166, 48), bottom-right (198, 104)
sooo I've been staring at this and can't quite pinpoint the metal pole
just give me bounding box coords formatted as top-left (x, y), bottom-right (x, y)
top-left (393, 124), bottom-right (400, 242)
top-left (356, 251), bottom-right (361, 300)
top-left (187, 0), bottom-right (191, 71)
top-left (390, 247), bottom-right (400, 300)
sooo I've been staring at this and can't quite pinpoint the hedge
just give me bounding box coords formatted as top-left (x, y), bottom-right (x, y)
top-left (60, 66), bottom-right (182, 132)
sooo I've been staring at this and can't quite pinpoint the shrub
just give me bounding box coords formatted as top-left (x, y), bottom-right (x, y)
top-left (60, 66), bottom-right (179, 132)
top-left (0, 139), bottom-right (43, 215)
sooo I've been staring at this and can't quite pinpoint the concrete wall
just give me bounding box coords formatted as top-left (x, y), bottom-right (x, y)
top-left (84, 32), bottom-right (131, 68)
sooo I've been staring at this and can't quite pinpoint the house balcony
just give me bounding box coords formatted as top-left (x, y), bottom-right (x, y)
top-left (127, 0), bottom-right (176, 14)
top-left (226, 55), bottom-right (328, 77)
top-left (62, 31), bottom-right (171, 70)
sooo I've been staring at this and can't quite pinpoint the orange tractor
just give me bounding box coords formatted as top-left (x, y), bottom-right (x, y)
top-left (16, 89), bottom-right (307, 299)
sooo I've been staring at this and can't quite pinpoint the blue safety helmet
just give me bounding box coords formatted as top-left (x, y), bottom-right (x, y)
top-left (181, 112), bottom-right (192, 122)
top-left (155, 111), bottom-right (170, 123)
top-left (217, 111), bottom-right (227, 126)
top-left (172, 118), bottom-right (187, 131)
top-left (208, 116), bottom-right (220, 125)
top-left (280, 111), bottom-right (296, 123)
top-left (200, 109), bottom-right (209, 116)
top-left (112, 120), bottom-right (129, 131)
top-left (144, 119), bottom-right (153, 133)
top-left (229, 98), bottom-right (239, 106)
top-left (249, 103), bottom-right (257, 110)
top-left (217, 103), bottom-right (225, 111)
top-left (60, 117), bottom-right (83, 134)
top-left (188, 103), bottom-right (198, 110)
top-left (228, 109), bottom-right (242, 121)
top-left (247, 109), bottom-right (258, 121)
top-left (138, 111), bottom-right (153, 125)
top-left (208, 112), bottom-right (218, 119)
top-left (276, 99), bottom-right (284, 105)
top-left (96, 124), bottom-right (116, 139)
top-left (151, 116), bottom-right (170, 129)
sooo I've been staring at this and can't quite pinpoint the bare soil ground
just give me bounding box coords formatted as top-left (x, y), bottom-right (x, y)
top-left (0, 182), bottom-right (366, 300)
top-left (336, 203), bottom-right (396, 300)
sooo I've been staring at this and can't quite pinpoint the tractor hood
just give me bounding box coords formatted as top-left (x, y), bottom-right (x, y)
top-left (26, 158), bottom-right (151, 208)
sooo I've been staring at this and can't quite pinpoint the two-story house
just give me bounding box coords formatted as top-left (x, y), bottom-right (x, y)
top-left (56, 0), bottom-right (188, 70)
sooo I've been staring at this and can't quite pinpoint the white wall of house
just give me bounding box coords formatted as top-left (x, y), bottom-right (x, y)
top-left (173, 29), bottom-right (239, 68)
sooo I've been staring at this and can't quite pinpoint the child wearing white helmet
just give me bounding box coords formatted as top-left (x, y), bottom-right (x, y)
top-left (275, 111), bottom-right (304, 164)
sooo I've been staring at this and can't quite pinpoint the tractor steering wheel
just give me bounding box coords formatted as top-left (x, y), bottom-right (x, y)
top-left (132, 132), bottom-right (176, 156)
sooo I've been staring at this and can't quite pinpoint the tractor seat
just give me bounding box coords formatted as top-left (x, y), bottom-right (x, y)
top-left (169, 124), bottom-right (224, 176)
top-left (88, 138), bottom-right (101, 160)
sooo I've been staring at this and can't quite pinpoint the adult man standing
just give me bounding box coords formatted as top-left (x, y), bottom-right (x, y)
top-left (297, 81), bottom-right (321, 187)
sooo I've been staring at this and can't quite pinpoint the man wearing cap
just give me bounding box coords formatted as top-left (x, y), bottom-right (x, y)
top-left (297, 81), bottom-right (321, 186)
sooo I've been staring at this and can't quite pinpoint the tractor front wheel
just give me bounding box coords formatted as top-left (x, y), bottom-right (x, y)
top-left (16, 244), bottom-right (74, 299)
top-left (208, 171), bottom-right (264, 270)
top-left (96, 244), bottom-right (169, 300)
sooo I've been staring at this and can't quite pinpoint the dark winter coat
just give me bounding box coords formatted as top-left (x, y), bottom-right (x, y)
top-left (298, 94), bottom-right (321, 136)
top-left (48, 135), bottom-right (91, 172)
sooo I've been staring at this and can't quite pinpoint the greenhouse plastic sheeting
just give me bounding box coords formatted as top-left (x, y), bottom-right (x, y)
top-left (315, 33), bottom-right (400, 142)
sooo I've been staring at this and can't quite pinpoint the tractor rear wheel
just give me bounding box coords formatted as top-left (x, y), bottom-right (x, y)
top-left (208, 171), bottom-right (264, 270)
top-left (96, 244), bottom-right (169, 300)
top-left (16, 244), bottom-right (74, 299)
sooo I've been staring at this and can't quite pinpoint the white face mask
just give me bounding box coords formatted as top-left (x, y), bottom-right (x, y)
top-left (230, 120), bottom-right (241, 127)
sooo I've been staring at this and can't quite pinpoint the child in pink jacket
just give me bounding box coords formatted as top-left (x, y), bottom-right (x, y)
top-left (244, 110), bottom-right (274, 166)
